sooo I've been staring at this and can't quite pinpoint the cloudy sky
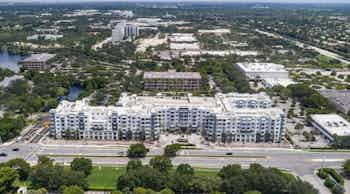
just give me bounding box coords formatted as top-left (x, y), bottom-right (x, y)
top-left (0, 0), bottom-right (350, 3)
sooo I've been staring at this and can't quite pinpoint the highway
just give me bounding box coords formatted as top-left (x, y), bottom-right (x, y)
top-left (1, 142), bottom-right (349, 176)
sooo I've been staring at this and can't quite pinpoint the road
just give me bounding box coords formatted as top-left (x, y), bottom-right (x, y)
top-left (255, 29), bottom-right (350, 65)
top-left (2, 142), bottom-right (347, 193)
top-left (0, 142), bottom-right (348, 176)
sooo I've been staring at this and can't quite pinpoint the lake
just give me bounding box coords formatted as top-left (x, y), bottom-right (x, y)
top-left (0, 52), bottom-right (23, 73)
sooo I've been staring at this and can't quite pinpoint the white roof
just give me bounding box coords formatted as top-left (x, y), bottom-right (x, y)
top-left (236, 63), bottom-right (288, 73)
top-left (311, 114), bottom-right (350, 136)
top-left (22, 53), bottom-right (56, 62)
top-left (143, 71), bottom-right (202, 79)
top-left (198, 29), bottom-right (231, 34)
top-left (52, 92), bottom-right (282, 118)
top-left (170, 43), bottom-right (200, 50)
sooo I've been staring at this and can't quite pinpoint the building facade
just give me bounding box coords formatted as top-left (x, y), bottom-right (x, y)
top-left (112, 21), bottom-right (139, 44)
top-left (50, 92), bottom-right (286, 143)
top-left (21, 53), bottom-right (56, 71)
top-left (310, 114), bottom-right (350, 141)
top-left (143, 70), bottom-right (202, 91)
top-left (235, 63), bottom-right (294, 88)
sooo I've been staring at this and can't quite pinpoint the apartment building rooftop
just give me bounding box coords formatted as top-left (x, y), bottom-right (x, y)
top-left (22, 53), bottom-right (56, 63)
top-left (54, 92), bottom-right (282, 118)
top-left (143, 70), bottom-right (202, 80)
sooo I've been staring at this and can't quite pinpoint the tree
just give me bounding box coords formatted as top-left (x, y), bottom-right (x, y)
top-left (169, 164), bottom-right (195, 194)
top-left (220, 176), bottom-right (248, 194)
top-left (288, 179), bottom-right (319, 194)
top-left (28, 188), bottom-right (48, 194)
top-left (70, 157), bottom-right (93, 176)
top-left (127, 160), bottom-right (143, 172)
top-left (6, 158), bottom-right (31, 181)
top-left (342, 159), bottom-right (350, 178)
top-left (159, 188), bottom-right (175, 194)
top-left (133, 187), bottom-right (157, 194)
top-left (117, 166), bottom-right (166, 191)
top-left (244, 191), bottom-right (261, 194)
top-left (128, 144), bottom-right (148, 158)
top-left (150, 156), bottom-right (173, 173)
top-left (63, 186), bottom-right (84, 194)
top-left (218, 164), bottom-right (242, 179)
top-left (0, 167), bottom-right (19, 193)
top-left (164, 144), bottom-right (181, 157)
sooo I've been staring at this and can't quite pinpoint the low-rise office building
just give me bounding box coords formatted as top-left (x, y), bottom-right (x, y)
top-left (143, 70), bottom-right (202, 91)
top-left (21, 53), bottom-right (56, 71)
top-left (235, 63), bottom-right (293, 88)
top-left (50, 92), bottom-right (286, 143)
top-left (310, 114), bottom-right (350, 141)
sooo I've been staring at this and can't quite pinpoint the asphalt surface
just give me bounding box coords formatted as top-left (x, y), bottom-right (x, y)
top-left (1, 142), bottom-right (349, 176)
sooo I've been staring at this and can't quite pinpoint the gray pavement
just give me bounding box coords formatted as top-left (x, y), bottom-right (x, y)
top-left (1, 142), bottom-right (350, 176)
top-left (1, 142), bottom-right (349, 193)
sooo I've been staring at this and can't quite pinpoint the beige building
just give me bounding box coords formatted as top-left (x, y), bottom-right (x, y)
top-left (143, 70), bottom-right (202, 91)
top-left (21, 53), bottom-right (56, 71)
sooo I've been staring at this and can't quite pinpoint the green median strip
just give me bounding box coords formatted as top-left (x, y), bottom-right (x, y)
top-left (303, 149), bottom-right (350, 153)
top-left (40, 154), bottom-right (267, 159)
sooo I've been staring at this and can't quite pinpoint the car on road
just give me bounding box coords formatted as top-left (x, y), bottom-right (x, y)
top-left (12, 148), bottom-right (19, 152)
top-left (226, 152), bottom-right (233, 155)
top-left (0, 152), bottom-right (7, 157)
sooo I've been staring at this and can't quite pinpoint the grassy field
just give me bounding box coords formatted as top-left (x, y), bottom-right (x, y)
top-left (87, 166), bottom-right (126, 190)
top-left (87, 166), bottom-right (219, 190)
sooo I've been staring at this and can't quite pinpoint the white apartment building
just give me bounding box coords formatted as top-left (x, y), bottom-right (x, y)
top-left (50, 92), bottom-right (286, 143)
top-left (112, 21), bottom-right (139, 44)
top-left (236, 63), bottom-right (294, 88)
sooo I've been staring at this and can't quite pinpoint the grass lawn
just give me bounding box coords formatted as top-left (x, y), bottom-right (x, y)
top-left (87, 166), bottom-right (126, 190)
top-left (87, 166), bottom-right (219, 190)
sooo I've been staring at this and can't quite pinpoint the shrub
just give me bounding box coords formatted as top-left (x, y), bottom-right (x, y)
top-left (324, 176), bottom-right (335, 188)
top-left (317, 169), bottom-right (328, 179)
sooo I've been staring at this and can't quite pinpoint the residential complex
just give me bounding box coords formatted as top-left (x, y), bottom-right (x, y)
top-left (20, 53), bottom-right (56, 71)
top-left (50, 92), bottom-right (286, 143)
top-left (112, 20), bottom-right (139, 44)
top-left (310, 114), bottom-right (350, 141)
top-left (320, 90), bottom-right (350, 115)
top-left (143, 70), bottom-right (202, 91)
top-left (235, 63), bottom-right (294, 88)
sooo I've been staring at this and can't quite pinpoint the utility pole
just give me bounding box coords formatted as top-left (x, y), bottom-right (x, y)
top-left (0, 136), bottom-right (2, 144)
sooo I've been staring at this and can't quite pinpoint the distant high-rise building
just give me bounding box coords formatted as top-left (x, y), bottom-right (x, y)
top-left (112, 21), bottom-right (139, 44)
top-left (112, 21), bottom-right (126, 44)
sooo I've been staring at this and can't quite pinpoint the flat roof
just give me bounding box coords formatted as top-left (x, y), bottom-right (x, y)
top-left (311, 114), bottom-right (350, 137)
top-left (320, 90), bottom-right (350, 112)
top-left (236, 63), bottom-right (288, 73)
top-left (143, 71), bottom-right (202, 79)
top-left (22, 53), bottom-right (56, 63)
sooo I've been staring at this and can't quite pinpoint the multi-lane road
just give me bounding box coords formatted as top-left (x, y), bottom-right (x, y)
top-left (1, 142), bottom-right (349, 176)
top-left (2, 142), bottom-right (349, 194)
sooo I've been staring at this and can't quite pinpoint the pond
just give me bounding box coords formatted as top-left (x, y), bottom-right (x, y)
top-left (65, 85), bottom-right (85, 101)
top-left (0, 52), bottom-right (24, 73)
